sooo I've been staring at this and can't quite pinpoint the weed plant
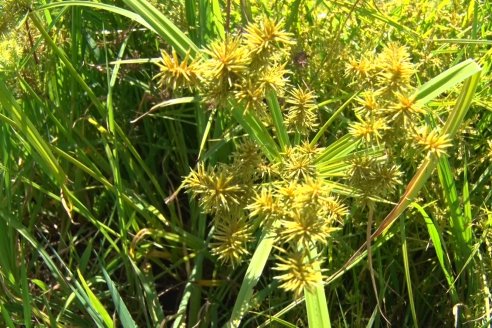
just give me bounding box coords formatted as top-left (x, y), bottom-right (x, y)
top-left (0, 1), bottom-right (491, 327)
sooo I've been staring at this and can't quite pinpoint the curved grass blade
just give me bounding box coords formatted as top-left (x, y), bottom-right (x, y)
top-left (120, 0), bottom-right (200, 57)
top-left (39, 1), bottom-right (200, 57)
top-left (226, 225), bottom-right (278, 327)
top-left (101, 267), bottom-right (138, 328)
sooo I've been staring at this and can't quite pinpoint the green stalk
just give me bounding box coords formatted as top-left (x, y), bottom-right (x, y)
top-left (226, 224), bottom-right (278, 327)
top-left (304, 247), bottom-right (331, 328)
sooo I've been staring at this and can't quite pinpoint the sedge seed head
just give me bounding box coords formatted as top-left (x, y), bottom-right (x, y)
top-left (279, 146), bottom-right (318, 182)
top-left (244, 17), bottom-right (295, 57)
top-left (154, 49), bottom-right (201, 91)
top-left (210, 214), bottom-right (252, 266)
top-left (376, 43), bottom-right (415, 91)
top-left (285, 87), bottom-right (319, 134)
top-left (184, 163), bottom-right (245, 214)
top-left (349, 117), bottom-right (388, 144)
top-left (354, 90), bottom-right (382, 117)
top-left (345, 55), bottom-right (375, 83)
top-left (247, 187), bottom-right (281, 224)
top-left (257, 63), bottom-right (290, 95)
top-left (414, 127), bottom-right (453, 158)
top-left (203, 37), bottom-right (250, 86)
top-left (233, 78), bottom-right (266, 113)
top-left (273, 250), bottom-right (325, 296)
top-left (386, 92), bottom-right (425, 122)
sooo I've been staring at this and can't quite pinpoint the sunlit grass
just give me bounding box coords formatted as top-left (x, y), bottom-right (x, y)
top-left (0, 0), bottom-right (491, 327)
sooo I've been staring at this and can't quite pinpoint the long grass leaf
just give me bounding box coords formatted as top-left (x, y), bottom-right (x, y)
top-left (412, 203), bottom-right (458, 303)
top-left (266, 90), bottom-right (290, 150)
top-left (304, 248), bottom-right (331, 328)
top-left (400, 218), bottom-right (418, 328)
top-left (226, 226), bottom-right (278, 327)
top-left (77, 269), bottom-right (114, 328)
top-left (413, 59), bottom-right (481, 106)
top-left (120, 0), bottom-right (199, 57)
top-left (101, 267), bottom-right (138, 328)
top-left (232, 106), bottom-right (280, 161)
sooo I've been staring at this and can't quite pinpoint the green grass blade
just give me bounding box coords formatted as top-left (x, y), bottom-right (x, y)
top-left (315, 134), bottom-right (360, 164)
top-left (400, 218), bottom-right (418, 328)
top-left (0, 303), bottom-right (15, 328)
top-left (311, 93), bottom-right (358, 146)
top-left (120, 0), bottom-right (199, 57)
top-left (226, 225), bottom-right (278, 327)
top-left (77, 269), bottom-right (114, 328)
top-left (437, 156), bottom-right (472, 267)
top-left (20, 247), bottom-right (32, 328)
top-left (266, 90), bottom-right (290, 150)
top-left (412, 203), bottom-right (458, 303)
top-left (304, 248), bottom-right (331, 328)
top-left (232, 106), bottom-right (280, 161)
top-left (413, 59), bottom-right (481, 106)
top-left (101, 267), bottom-right (138, 328)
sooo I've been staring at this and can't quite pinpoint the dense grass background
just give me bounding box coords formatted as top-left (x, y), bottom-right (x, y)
top-left (0, 0), bottom-right (491, 327)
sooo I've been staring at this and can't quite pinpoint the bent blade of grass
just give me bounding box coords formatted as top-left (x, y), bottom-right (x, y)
top-left (304, 247), bottom-right (331, 328)
top-left (101, 267), bottom-right (138, 328)
top-left (412, 59), bottom-right (481, 106)
top-left (226, 225), bottom-right (278, 327)
top-left (412, 203), bottom-right (458, 303)
top-left (37, 2), bottom-right (156, 35)
top-left (77, 270), bottom-right (113, 328)
top-left (121, 0), bottom-right (200, 57)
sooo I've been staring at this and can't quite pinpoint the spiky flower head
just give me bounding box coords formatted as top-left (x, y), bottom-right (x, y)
top-left (413, 127), bottom-right (452, 158)
top-left (349, 117), bottom-right (388, 144)
top-left (247, 187), bottom-right (281, 225)
top-left (354, 90), bottom-right (381, 117)
top-left (285, 87), bottom-right (319, 134)
top-left (257, 63), bottom-right (290, 95)
top-left (279, 145), bottom-right (318, 182)
top-left (386, 92), bottom-right (426, 122)
top-left (230, 140), bottom-right (265, 181)
top-left (234, 78), bottom-right (266, 113)
top-left (202, 37), bottom-right (249, 87)
top-left (244, 17), bottom-right (295, 57)
top-left (376, 43), bottom-right (415, 91)
top-left (345, 55), bottom-right (375, 83)
top-left (273, 250), bottom-right (325, 296)
top-left (279, 181), bottom-right (337, 245)
top-left (154, 49), bottom-right (201, 90)
top-left (210, 214), bottom-right (252, 266)
top-left (183, 163), bottom-right (245, 214)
